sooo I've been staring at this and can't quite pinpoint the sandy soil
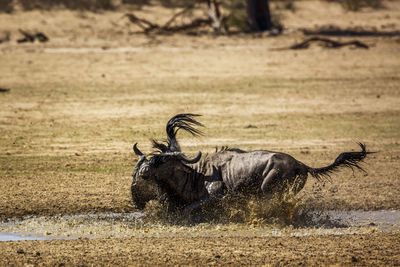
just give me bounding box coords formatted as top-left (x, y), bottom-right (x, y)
top-left (0, 233), bottom-right (399, 266)
top-left (0, 0), bottom-right (400, 265)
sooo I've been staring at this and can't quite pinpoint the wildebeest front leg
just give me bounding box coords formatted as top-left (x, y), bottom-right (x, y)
top-left (183, 195), bottom-right (209, 214)
top-left (183, 180), bottom-right (224, 214)
top-left (261, 168), bottom-right (283, 199)
top-left (155, 185), bottom-right (183, 212)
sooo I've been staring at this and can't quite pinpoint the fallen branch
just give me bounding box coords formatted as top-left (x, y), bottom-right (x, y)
top-left (272, 37), bottom-right (369, 50)
top-left (123, 0), bottom-right (222, 34)
top-left (17, 29), bottom-right (49, 43)
top-left (125, 12), bottom-right (211, 34)
top-left (163, 18), bottom-right (211, 32)
top-left (304, 28), bottom-right (400, 37)
top-left (123, 13), bottom-right (159, 33)
top-left (17, 29), bottom-right (35, 43)
top-left (35, 32), bottom-right (49, 42)
top-left (163, 2), bottom-right (198, 30)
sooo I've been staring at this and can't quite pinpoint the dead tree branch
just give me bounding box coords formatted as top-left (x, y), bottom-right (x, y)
top-left (206, 0), bottom-right (226, 33)
top-left (163, 2), bottom-right (198, 30)
top-left (272, 37), bottom-right (369, 50)
top-left (124, 13), bottom-right (159, 33)
top-left (123, 0), bottom-right (230, 34)
top-left (17, 29), bottom-right (49, 43)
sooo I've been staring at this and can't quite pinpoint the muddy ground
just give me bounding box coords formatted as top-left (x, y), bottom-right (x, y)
top-left (0, 0), bottom-right (400, 265)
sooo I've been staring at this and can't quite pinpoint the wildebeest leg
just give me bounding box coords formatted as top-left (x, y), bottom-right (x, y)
top-left (184, 179), bottom-right (224, 214)
top-left (260, 168), bottom-right (283, 199)
top-left (288, 174), bottom-right (307, 195)
top-left (183, 195), bottom-right (209, 214)
top-left (183, 180), bottom-right (222, 212)
top-left (156, 185), bottom-right (183, 212)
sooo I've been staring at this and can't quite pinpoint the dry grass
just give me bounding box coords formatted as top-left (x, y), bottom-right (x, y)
top-left (1, 1), bottom-right (400, 217)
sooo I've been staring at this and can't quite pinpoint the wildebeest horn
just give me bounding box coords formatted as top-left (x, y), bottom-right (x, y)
top-left (177, 151), bottom-right (202, 164)
top-left (133, 143), bottom-right (145, 157)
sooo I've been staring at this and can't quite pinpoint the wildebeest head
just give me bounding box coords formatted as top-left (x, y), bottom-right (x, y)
top-left (133, 113), bottom-right (203, 181)
top-left (132, 142), bottom-right (202, 182)
top-left (131, 114), bottom-right (204, 209)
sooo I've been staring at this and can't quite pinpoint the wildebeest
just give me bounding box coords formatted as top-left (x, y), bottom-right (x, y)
top-left (132, 114), bottom-right (371, 214)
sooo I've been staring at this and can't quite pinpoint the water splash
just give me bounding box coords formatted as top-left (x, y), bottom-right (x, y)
top-left (1, 209), bottom-right (399, 242)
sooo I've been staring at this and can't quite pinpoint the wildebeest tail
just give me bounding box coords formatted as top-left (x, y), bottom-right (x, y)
top-left (306, 143), bottom-right (372, 182)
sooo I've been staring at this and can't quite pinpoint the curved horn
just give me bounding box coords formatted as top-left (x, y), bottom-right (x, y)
top-left (177, 151), bottom-right (202, 164)
top-left (133, 143), bottom-right (145, 157)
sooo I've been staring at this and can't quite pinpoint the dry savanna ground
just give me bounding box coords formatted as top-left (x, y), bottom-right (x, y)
top-left (0, 0), bottom-right (400, 265)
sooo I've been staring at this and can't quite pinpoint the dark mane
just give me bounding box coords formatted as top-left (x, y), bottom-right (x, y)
top-left (215, 146), bottom-right (246, 153)
top-left (151, 139), bottom-right (168, 153)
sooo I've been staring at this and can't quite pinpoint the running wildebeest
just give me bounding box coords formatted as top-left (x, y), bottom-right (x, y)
top-left (131, 114), bottom-right (371, 214)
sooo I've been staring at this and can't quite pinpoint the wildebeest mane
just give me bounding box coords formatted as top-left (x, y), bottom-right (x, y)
top-left (215, 146), bottom-right (246, 153)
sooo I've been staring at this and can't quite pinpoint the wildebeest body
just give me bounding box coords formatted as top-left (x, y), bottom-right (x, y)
top-left (132, 114), bottom-right (371, 214)
top-left (199, 150), bottom-right (307, 192)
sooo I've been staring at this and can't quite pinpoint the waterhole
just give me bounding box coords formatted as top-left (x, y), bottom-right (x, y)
top-left (0, 210), bottom-right (399, 242)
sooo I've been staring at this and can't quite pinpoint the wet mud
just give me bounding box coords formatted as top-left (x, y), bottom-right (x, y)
top-left (1, 208), bottom-right (399, 241)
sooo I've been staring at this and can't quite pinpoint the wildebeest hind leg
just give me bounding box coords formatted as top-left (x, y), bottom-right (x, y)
top-left (261, 168), bottom-right (283, 199)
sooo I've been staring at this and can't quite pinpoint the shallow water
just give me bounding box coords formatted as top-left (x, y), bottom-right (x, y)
top-left (0, 232), bottom-right (78, 242)
top-left (315, 210), bottom-right (400, 231)
top-left (1, 210), bottom-right (399, 242)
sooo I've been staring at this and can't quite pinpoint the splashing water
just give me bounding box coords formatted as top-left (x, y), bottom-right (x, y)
top-left (137, 187), bottom-right (307, 226)
top-left (1, 207), bottom-right (399, 242)
top-left (1, 189), bottom-right (399, 242)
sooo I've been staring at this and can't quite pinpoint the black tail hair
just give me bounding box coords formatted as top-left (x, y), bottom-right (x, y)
top-left (307, 143), bottom-right (374, 182)
top-left (152, 113), bottom-right (204, 153)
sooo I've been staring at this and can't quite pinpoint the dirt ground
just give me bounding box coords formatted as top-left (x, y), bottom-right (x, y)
top-left (0, 0), bottom-right (400, 265)
top-left (0, 233), bottom-right (399, 266)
